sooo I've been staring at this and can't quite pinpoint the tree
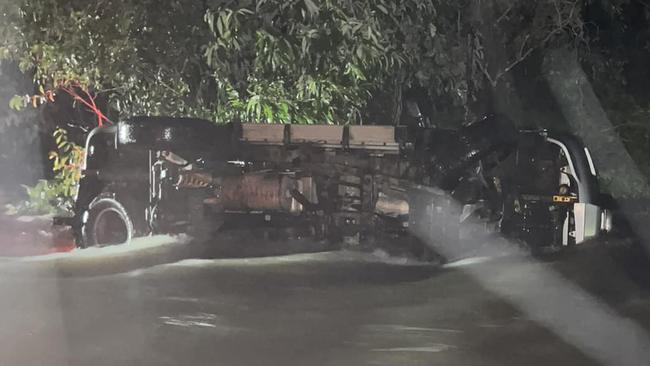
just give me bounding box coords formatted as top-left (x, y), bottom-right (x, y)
top-left (7, 0), bottom-right (650, 201)
top-left (4, 0), bottom-right (216, 124)
top-left (3, 0), bottom-right (595, 127)
top-left (203, 0), bottom-right (442, 124)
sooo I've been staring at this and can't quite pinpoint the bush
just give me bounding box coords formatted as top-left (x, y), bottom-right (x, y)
top-left (5, 128), bottom-right (84, 216)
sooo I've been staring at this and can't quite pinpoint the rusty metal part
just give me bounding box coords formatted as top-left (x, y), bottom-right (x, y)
top-left (175, 171), bottom-right (214, 188)
top-left (214, 174), bottom-right (317, 213)
top-left (375, 192), bottom-right (409, 217)
top-left (219, 174), bottom-right (294, 211)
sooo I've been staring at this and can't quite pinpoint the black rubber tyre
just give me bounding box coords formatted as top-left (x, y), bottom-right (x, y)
top-left (81, 198), bottom-right (134, 247)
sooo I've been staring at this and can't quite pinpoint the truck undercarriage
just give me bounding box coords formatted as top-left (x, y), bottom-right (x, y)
top-left (62, 115), bottom-right (612, 260)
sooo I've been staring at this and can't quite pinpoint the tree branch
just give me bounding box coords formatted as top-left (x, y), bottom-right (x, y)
top-left (477, 0), bottom-right (582, 88)
top-left (58, 83), bottom-right (112, 127)
top-left (496, 4), bottom-right (513, 24)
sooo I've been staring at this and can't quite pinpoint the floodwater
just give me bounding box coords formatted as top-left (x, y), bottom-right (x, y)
top-left (0, 234), bottom-right (649, 366)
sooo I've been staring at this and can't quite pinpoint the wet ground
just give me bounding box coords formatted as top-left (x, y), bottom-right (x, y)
top-left (1, 233), bottom-right (650, 366)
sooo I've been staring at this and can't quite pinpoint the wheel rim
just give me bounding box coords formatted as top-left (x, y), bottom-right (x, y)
top-left (92, 208), bottom-right (130, 245)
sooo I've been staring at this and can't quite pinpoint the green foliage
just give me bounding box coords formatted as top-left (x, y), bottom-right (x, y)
top-left (6, 0), bottom-right (473, 125)
top-left (3, 0), bottom-right (592, 126)
top-left (8, 94), bottom-right (26, 111)
top-left (5, 179), bottom-right (69, 215)
top-left (9, 0), bottom-right (216, 119)
top-left (204, 0), bottom-right (443, 124)
top-left (49, 128), bottom-right (84, 199)
top-left (6, 128), bottom-right (84, 216)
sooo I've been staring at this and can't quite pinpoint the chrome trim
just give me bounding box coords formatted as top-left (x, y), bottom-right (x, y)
top-left (584, 147), bottom-right (597, 177)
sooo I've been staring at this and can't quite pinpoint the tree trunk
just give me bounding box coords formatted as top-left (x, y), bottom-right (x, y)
top-left (543, 47), bottom-right (650, 249)
top-left (542, 47), bottom-right (649, 198)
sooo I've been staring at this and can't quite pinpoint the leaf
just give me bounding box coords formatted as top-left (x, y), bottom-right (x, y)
top-left (205, 11), bottom-right (215, 32)
top-left (237, 8), bottom-right (254, 16)
top-left (301, 36), bottom-right (308, 55)
top-left (429, 24), bottom-right (437, 38)
top-left (216, 13), bottom-right (225, 36)
top-left (356, 46), bottom-right (364, 59)
top-left (304, 0), bottom-right (319, 16)
top-left (263, 104), bottom-right (273, 122)
top-left (9, 95), bottom-right (25, 111)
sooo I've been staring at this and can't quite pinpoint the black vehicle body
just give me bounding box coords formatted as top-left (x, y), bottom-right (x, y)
top-left (61, 115), bottom-right (611, 257)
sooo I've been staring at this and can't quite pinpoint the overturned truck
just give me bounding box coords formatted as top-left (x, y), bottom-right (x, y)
top-left (58, 114), bottom-right (613, 258)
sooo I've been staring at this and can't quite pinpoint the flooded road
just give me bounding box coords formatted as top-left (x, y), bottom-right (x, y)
top-left (0, 235), bottom-right (649, 366)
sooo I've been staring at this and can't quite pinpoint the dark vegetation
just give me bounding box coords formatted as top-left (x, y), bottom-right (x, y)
top-left (0, 0), bottom-right (648, 209)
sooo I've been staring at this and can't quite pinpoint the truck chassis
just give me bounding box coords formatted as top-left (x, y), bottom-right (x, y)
top-left (63, 115), bottom-right (612, 259)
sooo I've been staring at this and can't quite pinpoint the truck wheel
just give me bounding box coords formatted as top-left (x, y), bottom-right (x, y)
top-left (81, 198), bottom-right (134, 247)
